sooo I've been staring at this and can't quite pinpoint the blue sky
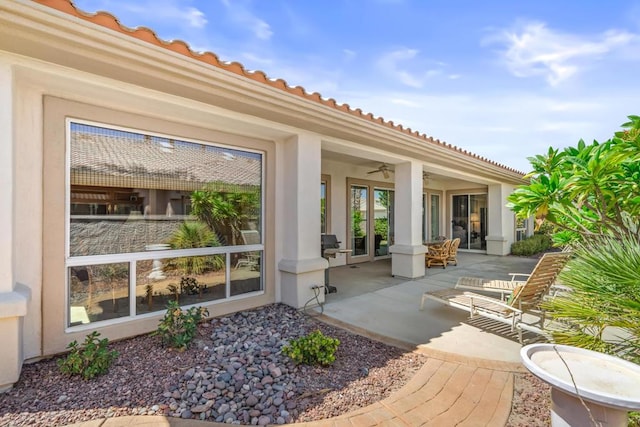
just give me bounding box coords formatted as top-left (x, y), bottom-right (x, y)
top-left (73, 0), bottom-right (640, 173)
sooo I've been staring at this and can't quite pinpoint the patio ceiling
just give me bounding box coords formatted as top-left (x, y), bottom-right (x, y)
top-left (321, 148), bottom-right (495, 187)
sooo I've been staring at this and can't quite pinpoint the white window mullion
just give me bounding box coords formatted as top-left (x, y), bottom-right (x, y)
top-left (225, 252), bottom-right (231, 299)
top-left (129, 260), bottom-right (137, 317)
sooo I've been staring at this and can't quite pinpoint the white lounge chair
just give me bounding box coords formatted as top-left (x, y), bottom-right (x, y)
top-left (235, 230), bottom-right (261, 270)
top-left (454, 252), bottom-right (572, 299)
top-left (420, 252), bottom-right (572, 343)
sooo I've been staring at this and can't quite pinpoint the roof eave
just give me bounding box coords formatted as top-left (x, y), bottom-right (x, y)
top-left (1, 0), bottom-right (526, 184)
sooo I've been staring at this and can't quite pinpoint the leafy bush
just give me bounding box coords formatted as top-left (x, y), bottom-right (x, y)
top-left (508, 115), bottom-right (640, 245)
top-left (282, 330), bottom-right (340, 366)
top-left (58, 331), bottom-right (118, 379)
top-left (374, 217), bottom-right (388, 239)
top-left (510, 233), bottom-right (552, 256)
top-left (154, 300), bottom-right (209, 351)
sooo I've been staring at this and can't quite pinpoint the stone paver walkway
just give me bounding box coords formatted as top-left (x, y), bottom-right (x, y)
top-left (67, 346), bottom-right (520, 427)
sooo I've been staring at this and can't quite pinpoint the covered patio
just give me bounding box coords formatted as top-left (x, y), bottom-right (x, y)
top-left (317, 253), bottom-right (540, 364)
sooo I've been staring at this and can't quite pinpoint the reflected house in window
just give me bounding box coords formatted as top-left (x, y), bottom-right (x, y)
top-left (68, 123), bottom-right (264, 325)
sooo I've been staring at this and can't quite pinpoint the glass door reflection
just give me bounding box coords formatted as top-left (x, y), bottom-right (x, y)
top-left (350, 186), bottom-right (368, 257)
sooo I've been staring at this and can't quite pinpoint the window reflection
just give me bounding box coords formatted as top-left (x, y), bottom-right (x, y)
top-left (66, 122), bottom-right (266, 326)
top-left (68, 263), bottom-right (130, 326)
top-left (231, 251), bottom-right (262, 296)
top-left (136, 255), bottom-right (226, 314)
top-left (69, 123), bottom-right (262, 256)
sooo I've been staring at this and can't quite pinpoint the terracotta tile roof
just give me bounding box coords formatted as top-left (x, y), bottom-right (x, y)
top-left (33, 0), bottom-right (523, 175)
top-left (71, 126), bottom-right (261, 191)
top-left (70, 219), bottom-right (184, 257)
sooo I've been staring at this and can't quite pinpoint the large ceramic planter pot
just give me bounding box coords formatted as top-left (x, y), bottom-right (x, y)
top-left (521, 344), bottom-right (640, 427)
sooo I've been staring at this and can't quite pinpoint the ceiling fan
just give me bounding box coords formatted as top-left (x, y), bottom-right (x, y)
top-left (367, 163), bottom-right (393, 179)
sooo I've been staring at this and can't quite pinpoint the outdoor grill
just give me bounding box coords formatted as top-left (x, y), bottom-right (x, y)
top-left (320, 234), bottom-right (349, 294)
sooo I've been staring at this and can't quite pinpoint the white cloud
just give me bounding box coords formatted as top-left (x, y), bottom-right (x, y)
top-left (184, 7), bottom-right (207, 28)
top-left (548, 102), bottom-right (600, 112)
top-left (120, 1), bottom-right (207, 30)
top-left (376, 49), bottom-right (457, 88)
top-left (220, 0), bottom-right (273, 40)
top-left (485, 21), bottom-right (637, 86)
top-left (241, 52), bottom-right (274, 66)
top-left (343, 49), bottom-right (357, 60)
top-left (253, 21), bottom-right (273, 40)
top-left (390, 98), bottom-right (421, 107)
top-left (75, 0), bottom-right (208, 30)
top-left (377, 48), bottom-right (425, 88)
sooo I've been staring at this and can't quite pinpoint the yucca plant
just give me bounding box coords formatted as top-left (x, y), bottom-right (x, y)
top-left (167, 221), bottom-right (222, 274)
top-left (543, 230), bottom-right (640, 363)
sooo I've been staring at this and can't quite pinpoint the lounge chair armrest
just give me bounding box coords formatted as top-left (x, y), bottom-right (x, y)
top-left (549, 283), bottom-right (572, 297)
top-left (508, 273), bottom-right (531, 281)
top-left (467, 294), bottom-right (523, 314)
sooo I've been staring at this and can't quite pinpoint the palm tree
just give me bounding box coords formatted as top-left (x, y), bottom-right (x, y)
top-left (543, 230), bottom-right (640, 363)
top-left (190, 188), bottom-right (260, 246)
top-left (167, 221), bottom-right (222, 275)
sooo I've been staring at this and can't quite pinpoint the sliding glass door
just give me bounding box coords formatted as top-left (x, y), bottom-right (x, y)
top-left (422, 193), bottom-right (441, 242)
top-left (374, 189), bottom-right (394, 256)
top-left (452, 194), bottom-right (487, 250)
top-left (348, 182), bottom-right (395, 262)
top-left (350, 185), bottom-right (368, 257)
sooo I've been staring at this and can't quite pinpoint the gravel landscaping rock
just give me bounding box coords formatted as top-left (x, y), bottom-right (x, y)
top-left (0, 303), bottom-right (551, 426)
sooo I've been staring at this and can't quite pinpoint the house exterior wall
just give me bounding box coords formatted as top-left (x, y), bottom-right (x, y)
top-left (277, 134), bottom-right (327, 308)
top-left (0, 46), bottom-right (326, 389)
top-left (486, 183), bottom-right (518, 255)
top-left (320, 160), bottom-right (349, 267)
top-left (40, 96), bottom-right (279, 356)
top-left (0, 0), bottom-right (527, 391)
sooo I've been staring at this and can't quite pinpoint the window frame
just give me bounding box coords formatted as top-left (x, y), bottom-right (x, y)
top-left (321, 174), bottom-right (331, 234)
top-left (64, 118), bottom-right (266, 332)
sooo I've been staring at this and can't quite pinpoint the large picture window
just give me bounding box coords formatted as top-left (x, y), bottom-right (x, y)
top-left (66, 121), bottom-right (264, 327)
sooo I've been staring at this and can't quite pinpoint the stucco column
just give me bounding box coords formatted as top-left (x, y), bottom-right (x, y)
top-left (0, 63), bottom-right (30, 392)
top-left (486, 183), bottom-right (516, 255)
top-left (277, 134), bottom-right (327, 308)
top-left (389, 161), bottom-right (426, 278)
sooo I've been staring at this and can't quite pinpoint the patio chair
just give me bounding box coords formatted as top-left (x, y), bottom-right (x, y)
top-left (425, 239), bottom-right (452, 268)
top-left (420, 252), bottom-right (572, 343)
top-left (447, 237), bottom-right (461, 266)
top-left (455, 252), bottom-right (572, 300)
top-left (235, 230), bottom-right (261, 270)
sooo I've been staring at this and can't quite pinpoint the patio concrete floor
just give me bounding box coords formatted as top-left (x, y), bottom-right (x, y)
top-left (317, 253), bottom-right (541, 364)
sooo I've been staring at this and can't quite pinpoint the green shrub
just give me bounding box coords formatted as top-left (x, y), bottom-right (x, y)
top-left (511, 233), bottom-right (552, 256)
top-left (154, 300), bottom-right (209, 351)
top-left (57, 331), bottom-right (118, 379)
top-left (282, 330), bottom-right (340, 366)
